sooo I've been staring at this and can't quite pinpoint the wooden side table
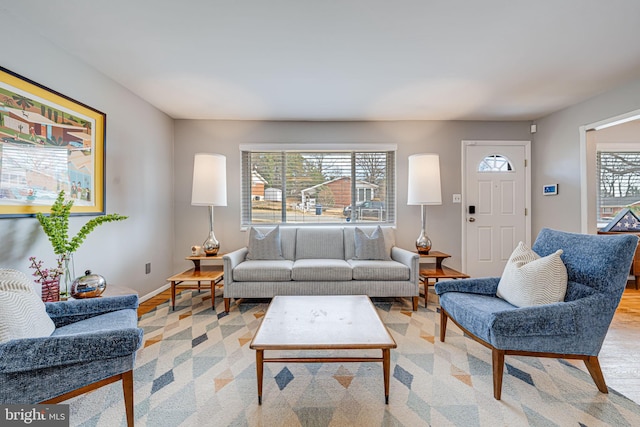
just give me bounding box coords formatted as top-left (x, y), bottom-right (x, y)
top-left (186, 254), bottom-right (225, 270)
top-left (167, 266), bottom-right (224, 311)
top-left (418, 251), bottom-right (451, 269)
top-left (418, 251), bottom-right (470, 308)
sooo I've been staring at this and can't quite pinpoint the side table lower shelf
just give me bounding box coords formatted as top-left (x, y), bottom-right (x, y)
top-left (167, 266), bottom-right (224, 311)
top-left (419, 266), bottom-right (470, 308)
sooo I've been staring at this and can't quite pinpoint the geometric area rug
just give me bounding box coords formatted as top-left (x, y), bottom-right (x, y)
top-left (66, 291), bottom-right (640, 426)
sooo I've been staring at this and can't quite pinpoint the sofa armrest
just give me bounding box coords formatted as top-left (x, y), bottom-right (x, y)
top-left (0, 327), bottom-right (143, 374)
top-left (223, 247), bottom-right (248, 284)
top-left (391, 247), bottom-right (420, 286)
top-left (45, 294), bottom-right (139, 328)
top-left (435, 277), bottom-right (500, 296)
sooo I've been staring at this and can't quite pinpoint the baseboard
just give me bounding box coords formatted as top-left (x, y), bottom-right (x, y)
top-left (139, 282), bottom-right (170, 303)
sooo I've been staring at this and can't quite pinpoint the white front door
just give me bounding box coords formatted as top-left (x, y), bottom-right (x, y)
top-left (462, 141), bottom-right (531, 278)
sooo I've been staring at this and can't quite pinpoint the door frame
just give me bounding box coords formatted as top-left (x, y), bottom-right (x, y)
top-left (579, 109), bottom-right (640, 233)
top-left (461, 140), bottom-right (532, 273)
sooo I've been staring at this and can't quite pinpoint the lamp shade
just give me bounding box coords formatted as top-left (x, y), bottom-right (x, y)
top-left (407, 153), bottom-right (442, 205)
top-left (191, 153), bottom-right (227, 206)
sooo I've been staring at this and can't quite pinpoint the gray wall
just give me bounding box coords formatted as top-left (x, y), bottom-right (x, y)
top-left (0, 18), bottom-right (175, 298)
top-left (173, 120), bottom-right (530, 273)
top-left (3, 12), bottom-right (639, 298)
top-left (533, 77), bottom-right (640, 236)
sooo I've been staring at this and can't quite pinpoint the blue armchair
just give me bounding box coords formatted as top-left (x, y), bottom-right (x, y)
top-left (0, 294), bottom-right (143, 426)
top-left (436, 228), bottom-right (637, 400)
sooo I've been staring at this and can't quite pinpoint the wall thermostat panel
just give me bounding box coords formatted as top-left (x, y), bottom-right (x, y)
top-left (543, 184), bottom-right (558, 195)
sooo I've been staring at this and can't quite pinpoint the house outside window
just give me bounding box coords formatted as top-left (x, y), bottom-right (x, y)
top-left (240, 145), bottom-right (396, 226)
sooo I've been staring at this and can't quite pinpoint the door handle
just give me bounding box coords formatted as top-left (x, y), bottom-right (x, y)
top-left (468, 217), bottom-right (476, 222)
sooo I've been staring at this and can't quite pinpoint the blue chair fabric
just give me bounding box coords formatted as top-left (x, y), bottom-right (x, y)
top-left (0, 294), bottom-right (143, 426)
top-left (436, 228), bottom-right (637, 400)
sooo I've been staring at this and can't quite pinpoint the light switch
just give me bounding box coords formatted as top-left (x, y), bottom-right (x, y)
top-left (453, 194), bottom-right (462, 203)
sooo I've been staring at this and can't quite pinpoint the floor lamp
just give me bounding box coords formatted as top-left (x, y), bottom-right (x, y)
top-left (192, 153), bottom-right (227, 256)
top-left (407, 153), bottom-right (442, 254)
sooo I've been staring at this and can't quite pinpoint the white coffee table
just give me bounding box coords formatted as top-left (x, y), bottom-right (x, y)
top-left (250, 295), bottom-right (397, 404)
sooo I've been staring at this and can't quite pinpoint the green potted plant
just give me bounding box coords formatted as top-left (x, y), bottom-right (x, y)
top-left (36, 190), bottom-right (128, 298)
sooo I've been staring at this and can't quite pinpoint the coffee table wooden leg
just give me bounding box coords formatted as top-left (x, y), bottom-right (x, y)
top-left (383, 348), bottom-right (391, 404)
top-left (256, 350), bottom-right (264, 405)
top-left (171, 281), bottom-right (176, 311)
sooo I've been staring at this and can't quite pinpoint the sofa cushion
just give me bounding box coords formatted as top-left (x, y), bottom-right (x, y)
top-left (246, 226), bottom-right (284, 260)
top-left (348, 260), bottom-right (409, 280)
top-left (292, 259), bottom-right (353, 281)
top-left (353, 226), bottom-right (390, 260)
top-left (0, 269), bottom-right (55, 344)
top-left (295, 227), bottom-right (344, 260)
top-left (344, 226), bottom-right (395, 260)
top-left (233, 260), bottom-right (293, 282)
top-left (496, 241), bottom-right (567, 307)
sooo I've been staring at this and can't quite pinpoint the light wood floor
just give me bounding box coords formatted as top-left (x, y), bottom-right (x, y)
top-left (137, 285), bottom-right (640, 404)
top-left (600, 286), bottom-right (640, 404)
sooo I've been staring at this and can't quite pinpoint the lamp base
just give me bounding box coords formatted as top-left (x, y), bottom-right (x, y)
top-left (202, 205), bottom-right (220, 256)
top-left (202, 233), bottom-right (220, 256)
top-left (416, 231), bottom-right (432, 255)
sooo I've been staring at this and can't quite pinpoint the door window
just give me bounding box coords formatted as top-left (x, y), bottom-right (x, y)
top-left (478, 154), bottom-right (513, 172)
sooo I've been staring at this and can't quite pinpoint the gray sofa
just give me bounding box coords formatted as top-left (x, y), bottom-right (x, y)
top-left (223, 225), bottom-right (420, 312)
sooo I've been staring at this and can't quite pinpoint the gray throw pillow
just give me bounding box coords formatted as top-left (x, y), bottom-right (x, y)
top-left (246, 226), bottom-right (284, 260)
top-left (353, 226), bottom-right (389, 260)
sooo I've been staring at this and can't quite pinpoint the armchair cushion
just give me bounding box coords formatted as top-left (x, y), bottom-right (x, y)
top-left (0, 269), bottom-right (55, 343)
top-left (496, 242), bottom-right (567, 307)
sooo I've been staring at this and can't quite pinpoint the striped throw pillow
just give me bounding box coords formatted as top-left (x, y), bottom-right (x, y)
top-left (0, 269), bottom-right (56, 344)
top-left (496, 242), bottom-right (567, 307)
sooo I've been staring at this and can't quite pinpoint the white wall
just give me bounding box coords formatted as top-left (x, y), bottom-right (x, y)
top-left (533, 77), bottom-right (640, 236)
top-left (173, 120), bottom-right (530, 273)
top-left (0, 18), bottom-right (175, 298)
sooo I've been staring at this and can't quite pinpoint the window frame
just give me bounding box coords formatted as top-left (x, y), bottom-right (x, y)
top-left (596, 144), bottom-right (640, 228)
top-left (239, 143), bottom-right (397, 228)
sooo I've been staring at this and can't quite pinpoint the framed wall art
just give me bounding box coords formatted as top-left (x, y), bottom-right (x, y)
top-left (0, 66), bottom-right (105, 217)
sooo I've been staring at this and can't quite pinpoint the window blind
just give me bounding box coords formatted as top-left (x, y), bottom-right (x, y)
top-left (597, 151), bottom-right (640, 224)
top-left (241, 148), bottom-right (396, 226)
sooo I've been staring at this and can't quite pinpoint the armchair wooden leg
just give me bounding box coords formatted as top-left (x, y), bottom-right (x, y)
top-left (492, 348), bottom-right (505, 400)
top-left (224, 297), bottom-right (230, 313)
top-left (584, 356), bottom-right (608, 393)
top-left (42, 371), bottom-right (135, 425)
top-left (439, 309), bottom-right (448, 342)
top-left (122, 370), bottom-right (135, 427)
top-left (412, 296), bottom-right (418, 311)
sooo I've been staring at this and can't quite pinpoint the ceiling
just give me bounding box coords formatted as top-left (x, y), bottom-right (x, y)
top-left (3, 1), bottom-right (640, 121)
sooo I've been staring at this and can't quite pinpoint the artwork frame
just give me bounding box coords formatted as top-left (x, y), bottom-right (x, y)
top-left (0, 66), bottom-right (105, 218)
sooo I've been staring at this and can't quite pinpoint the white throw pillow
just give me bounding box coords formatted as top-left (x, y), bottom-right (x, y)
top-left (496, 242), bottom-right (567, 307)
top-left (0, 269), bottom-right (56, 344)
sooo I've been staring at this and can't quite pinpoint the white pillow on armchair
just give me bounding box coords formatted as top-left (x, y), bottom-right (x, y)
top-left (0, 269), bottom-right (55, 343)
top-left (496, 242), bottom-right (567, 307)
